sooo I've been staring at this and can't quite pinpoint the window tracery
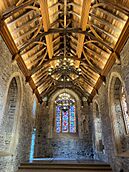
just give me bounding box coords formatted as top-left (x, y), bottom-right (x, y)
top-left (55, 93), bottom-right (76, 133)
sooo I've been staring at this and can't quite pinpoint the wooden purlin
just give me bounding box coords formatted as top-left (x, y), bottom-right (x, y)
top-left (88, 17), bottom-right (129, 102)
top-left (1, 0), bottom-right (35, 19)
top-left (76, 0), bottom-right (92, 68)
top-left (39, 0), bottom-right (53, 60)
top-left (0, 20), bottom-right (42, 102)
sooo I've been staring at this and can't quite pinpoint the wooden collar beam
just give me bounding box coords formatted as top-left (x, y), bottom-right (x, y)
top-left (18, 28), bottom-right (113, 53)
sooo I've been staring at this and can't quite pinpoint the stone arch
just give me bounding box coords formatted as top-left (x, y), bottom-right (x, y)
top-left (1, 73), bottom-right (23, 154)
top-left (48, 88), bottom-right (82, 138)
top-left (108, 72), bottom-right (128, 154)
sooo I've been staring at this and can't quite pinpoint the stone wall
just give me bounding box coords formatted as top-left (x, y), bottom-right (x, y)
top-left (0, 37), bottom-right (37, 172)
top-left (91, 38), bottom-right (129, 172)
top-left (34, 97), bottom-right (94, 160)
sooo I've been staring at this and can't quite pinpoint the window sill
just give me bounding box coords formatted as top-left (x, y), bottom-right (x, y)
top-left (0, 151), bottom-right (13, 157)
top-left (53, 133), bottom-right (79, 138)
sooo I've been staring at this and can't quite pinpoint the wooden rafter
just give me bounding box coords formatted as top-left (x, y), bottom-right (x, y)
top-left (39, 0), bottom-right (53, 61)
top-left (0, 0), bottom-right (129, 103)
top-left (75, 0), bottom-right (92, 68)
top-left (0, 20), bottom-right (42, 102)
top-left (88, 17), bottom-right (129, 101)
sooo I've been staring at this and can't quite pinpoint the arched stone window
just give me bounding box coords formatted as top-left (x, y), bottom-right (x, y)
top-left (109, 75), bottom-right (129, 153)
top-left (2, 76), bottom-right (22, 153)
top-left (48, 89), bottom-right (82, 138)
top-left (121, 87), bottom-right (129, 134)
top-left (55, 93), bottom-right (76, 133)
top-left (94, 102), bottom-right (104, 153)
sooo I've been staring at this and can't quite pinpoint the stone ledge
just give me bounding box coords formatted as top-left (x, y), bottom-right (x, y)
top-left (116, 151), bottom-right (129, 157)
top-left (0, 151), bottom-right (13, 157)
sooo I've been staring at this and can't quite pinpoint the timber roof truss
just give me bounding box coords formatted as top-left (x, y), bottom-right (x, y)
top-left (0, 0), bottom-right (129, 103)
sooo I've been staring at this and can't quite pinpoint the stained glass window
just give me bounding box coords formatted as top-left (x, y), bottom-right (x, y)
top-left (70, 105), bottom-right (76, 133)
top-left (55, 93), bottom-right (76, 133)
top-left (56, 106), bottom-right (61, 133)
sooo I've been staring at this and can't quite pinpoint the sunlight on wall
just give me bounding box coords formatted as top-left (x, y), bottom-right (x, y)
top-left (29, 128), bottom-right (36, 162)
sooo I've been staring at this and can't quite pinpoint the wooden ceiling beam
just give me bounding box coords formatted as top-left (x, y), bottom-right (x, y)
top-left (81, 62), bottom-right (100, 76)
top-left (80, 74), bottom-right (95, 88)
top-left (7, 10), bottom-right (35, 27)
top-left (74, 79), bottom-right (91, 96)
top-left (18, 27), bottom-right (113, 53)
top-left (91, 24), bottom-right (118, 40)
top-left (68, 2), bottom-right (81, 9)
top-left (53, 49), bottom-right (63, 56)
top-left (11, 15), bottom-right (41, 35)
top-left (45, 87), bottom-right (58, 99)
top-left (36, 75), bottom-right (51, 88)
top-left (76, 0), bottom-right (92, 68)
top-left (81, 66), bottom-right (97, 83)
top-left (21, 44), bottom-right (40, 56)
top-left (40, 81), bottom-right (54, 96)
top-left (0, 20), bottom-right (42, 102)
top-left (99, 0), bottom-right (129, 14)
top-left (97, 7), bottom-right (126, 23)
top-left (88, 17), bottom-right (129, 101)
top-left (81, 62), bottom-right (101, 75)
top-left (30, 63), bottom-right (49, 76)
top-left (49, 2), bottom-right (61, 9)
top-left (38, 77), bottom-right (52, 90)
top-left (1, 0), bottom-right (35, 20)
top-left (32, 67), bottom-right (48, 80)
top-left (89, 13), bottom-right (121, 32)
top-left (27, 54), bottom-right (46, 69)
top-left (84, 46), bottom-right (106, 63)
top-left (14, 24), bottom-right (40, 44)
top-left (39, 0), bottom-right (53, 60)
top-left (39, 79), bottom-right (53, 93)
top-left (33, 70), bottom-right (48, 83)
top-left (83, 51), bottom-right (103, 70)
top-left (88, 42), bottom-right (110, 56)
top-left (24, 47), bottom-right (46, 62)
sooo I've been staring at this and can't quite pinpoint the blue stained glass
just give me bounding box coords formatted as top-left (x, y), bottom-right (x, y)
top-left (56, 106), bottom-right (61, 133)
top-left (70, 105), bottom-right (76, 133)
top-left (62, 110), bottom-right (69, 132)
top-left (55, 93), bottom-right (76, 133)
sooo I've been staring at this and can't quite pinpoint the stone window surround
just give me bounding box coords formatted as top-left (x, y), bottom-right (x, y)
top-left (108, 71), bottom-right (129, 157)
top-left (0, 73), bottom-right (23, 156)
top-left (55, 94), bottom-right (77, 133)
top-left (47, 88), bottom-right (83, 138)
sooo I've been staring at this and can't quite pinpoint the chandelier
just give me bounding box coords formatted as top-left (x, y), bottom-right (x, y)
top-left (48, 58), bottom-right (81, 81)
